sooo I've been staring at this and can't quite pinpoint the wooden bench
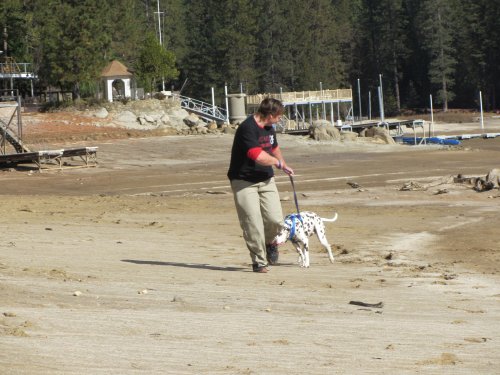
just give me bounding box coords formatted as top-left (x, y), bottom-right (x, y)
top-left (0, 146), bottom-right (97, 171)
top-left (61, 147), bottom-right (98, 167)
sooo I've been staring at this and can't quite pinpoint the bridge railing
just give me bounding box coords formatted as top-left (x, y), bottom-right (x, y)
top-left (0, 62), bottom-right (36, 78)
top-left (0, 90), bottom-right (30, 154)
top-left (247, 89), bottom-right (352, 105)
top-left (175, 94), bottom-right (227, 122)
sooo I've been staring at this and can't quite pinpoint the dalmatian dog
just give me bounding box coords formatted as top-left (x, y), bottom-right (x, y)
top-left (272, 211), bottom-right (338, 268)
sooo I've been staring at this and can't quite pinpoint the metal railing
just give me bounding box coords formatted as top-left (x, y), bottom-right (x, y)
top-left (247, 89), bottom-right (352, 105)
top-left (0, 62), bottom-right (36, 78)
top-left (0, 90), bottom-right (30, 154)
top-left (176, 94), bottom-right (227, 123)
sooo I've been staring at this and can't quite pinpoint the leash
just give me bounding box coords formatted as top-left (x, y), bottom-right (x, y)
top-left (289, 174), bottom-right (302, 218)
top-left (286, 174), bottom-right (303, 240)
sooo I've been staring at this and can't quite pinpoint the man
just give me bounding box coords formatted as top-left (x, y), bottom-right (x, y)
top-left (227, 97), bottom-right (294, 273)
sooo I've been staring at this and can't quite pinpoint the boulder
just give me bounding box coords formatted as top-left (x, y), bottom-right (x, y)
top-left (143, 114), bottom-right (155, 123)
top-left (364, 127), bottom-right (396, 144)
top-left (169, 108), bottom-right (189, 121)
top-left (114, 110), bottom-right (137, 124)
top-left (93, 107), bottom-right (108, 119)
top-left (196, 125), bottom-right (208, 134)
top-left (341, 131), bottom-right (358, 142)
top-left (222, 126), bottom-right (236, 135)
top-left (207, 122), bottom-right (218, 130)
top-left (474, 168), bottom-right (500, 191)
top-left (160, 114), bottom-right (170, 125)
top-left (309, 120), bottom-right (341, 141)
top-left (183, 113), bottom-right (200, 128)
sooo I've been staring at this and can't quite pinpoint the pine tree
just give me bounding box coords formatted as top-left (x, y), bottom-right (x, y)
top-left (0, 0), bottom-right (27, 59)
top-left (162, 0), bottom-right (188, 68)
top-left (456, 0), bottom-right (500, 110)
top-left (254, 0), bottom-right (296, 92)
top-left (106, 0), bottom-right (147, 66)
top-left (401, 0), bottom-right (430, 109)
top-left (30, 0), bottom-right (112, 99)
top-left (136, 32), bottom-right (179, 92)
top-left (211, 0), bottom-right (258, 94)
top-left (255, 0), bottom-right (348, 93)
top-left (351, 0), bottom-right (409, 115)
top-left (182, 0), bottom-right (217, 99)
top-left (420, 0), bottom-right (458, 111)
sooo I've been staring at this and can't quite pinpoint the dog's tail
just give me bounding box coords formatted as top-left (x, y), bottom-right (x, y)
top-left (321, 212), bottom-right (338, 222)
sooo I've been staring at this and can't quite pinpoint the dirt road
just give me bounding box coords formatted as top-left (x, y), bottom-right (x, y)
top-left (1, 119), bottom-right (499, 374)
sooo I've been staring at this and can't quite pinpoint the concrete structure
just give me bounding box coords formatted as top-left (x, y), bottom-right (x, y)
top-left (101, 60), bottom-right (133, 102)
top-left (227, 93), bottom-right (247, 123)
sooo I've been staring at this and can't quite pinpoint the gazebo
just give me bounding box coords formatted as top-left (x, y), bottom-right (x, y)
top-left (101, 60), bottom-right (133, 102)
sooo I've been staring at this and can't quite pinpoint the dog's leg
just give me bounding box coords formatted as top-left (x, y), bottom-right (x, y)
top-left (321, 239), bottom-right (335, 263)
top-left (316, 222), bottom-right (335, 263)
top-left (304, 248), bottom-right (310, 267)
top-left (292, 240), bottom-right (305, 267)
top-left (302, 238), bottom-right (310, 268)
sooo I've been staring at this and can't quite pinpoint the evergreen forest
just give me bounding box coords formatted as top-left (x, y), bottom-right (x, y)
top-left (1, 0), bottom-right (499, 115)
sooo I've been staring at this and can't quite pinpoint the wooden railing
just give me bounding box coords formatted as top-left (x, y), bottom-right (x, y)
top-left (246, 89), bottom-right (352, 105)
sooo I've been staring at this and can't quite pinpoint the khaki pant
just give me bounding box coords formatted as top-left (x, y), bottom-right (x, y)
top-left (231, 178), bottom-right (283, 266)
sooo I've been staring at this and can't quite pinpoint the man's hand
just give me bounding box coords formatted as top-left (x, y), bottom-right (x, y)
top-left (281, 161), bottom-right (294, 175)
top-left (273, 156), bottom-right (293, 175)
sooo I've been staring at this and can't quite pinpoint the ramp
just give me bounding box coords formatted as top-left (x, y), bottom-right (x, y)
top-left (0, 99), bottom-right (31, 154)
top-left (0, 91), bottom-right (97, 171)
top-left (177, 95), bottom-right (227, 123)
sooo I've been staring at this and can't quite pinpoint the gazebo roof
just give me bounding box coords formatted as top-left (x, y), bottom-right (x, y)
top-left (101, 60), bottom-right (133, 78)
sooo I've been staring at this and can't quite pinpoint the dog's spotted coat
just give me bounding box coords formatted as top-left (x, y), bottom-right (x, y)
top-left (272, 211), bottom-right (338, 268)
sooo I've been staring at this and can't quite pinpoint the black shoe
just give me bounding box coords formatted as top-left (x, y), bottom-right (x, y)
top-left (252, 264), bottom-right (269, 273)
top-left (266, 244), bottom-right (279, 265)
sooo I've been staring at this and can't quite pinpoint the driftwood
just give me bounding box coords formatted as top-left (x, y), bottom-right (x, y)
top-left (473, 168), bottom-right (500, 192)
top-left (400, 170), bottom-right (500, 193)
top-left (349, 301), bottom-right (384, 309)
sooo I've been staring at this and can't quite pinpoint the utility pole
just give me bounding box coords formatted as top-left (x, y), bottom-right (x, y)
top-left (155, 1), bottom-right (165, 91)
top-left (357, 78), bottom-right (362, 123)
top-left (368, 91), bottom-right (372, 120)
top-left (378, 74), bottom-right (385, 122)
top-left (3, 27), bottom-right (7, 57)
top-left (479, 91), bottom-right (484, 130)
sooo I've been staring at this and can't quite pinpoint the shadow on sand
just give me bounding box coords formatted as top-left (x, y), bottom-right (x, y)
top-left (121, 259), bottom-right (246, 272)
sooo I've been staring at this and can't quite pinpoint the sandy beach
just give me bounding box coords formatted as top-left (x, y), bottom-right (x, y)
top-left (1, 114), bottom-right (499, 374)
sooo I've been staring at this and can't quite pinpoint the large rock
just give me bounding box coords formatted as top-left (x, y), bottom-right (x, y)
top-left (183, 113), bottom-right (200, 128)
top-left (114, 110), bottom-right (137, 124)
top-left (222, 126), bottom-right (236, 135)
top-left (207, 121), bottom-right (218, 130)
top-left (341, 131), bottom-right (358, 142)
top-left (364, 127), bottom-right (396, 144)
top-left (93, 107), bottom-right (109, 119)
top-left (474, 168), bottom-right (500, 191)
top-left (169, 108), bottom-right (189, 121)
top-left (309, 120), bottom-right (341, 141)
top-left (160, 114), bottom-right (170, 124)
top-left (161, 111), bottom-right (189, 130)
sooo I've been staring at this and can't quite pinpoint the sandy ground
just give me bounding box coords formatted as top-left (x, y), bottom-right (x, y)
top-left (1, 114), bottom-right (500, 374)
